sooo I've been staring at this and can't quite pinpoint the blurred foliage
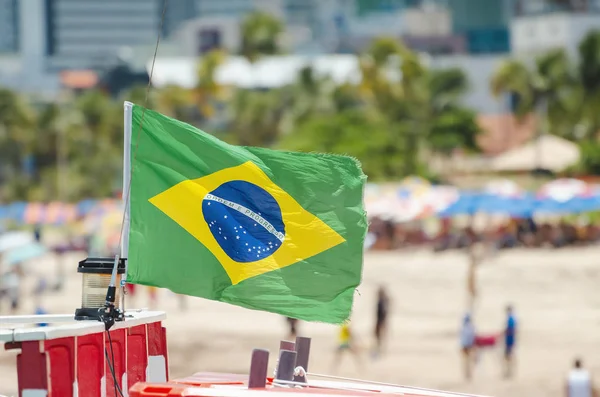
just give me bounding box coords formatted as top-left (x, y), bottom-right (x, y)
top-left (18, 15), bottom-right (600, 202)
top-left (240, 11), bottom-right (283, 62)
top-left (491, 30), bottom-right (600, 158)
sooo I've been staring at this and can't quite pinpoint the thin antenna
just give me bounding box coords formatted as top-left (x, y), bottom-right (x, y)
top-left (106, 254), bottom-right (120, 304)
top-left (98, 254), bottom-right (123, 330)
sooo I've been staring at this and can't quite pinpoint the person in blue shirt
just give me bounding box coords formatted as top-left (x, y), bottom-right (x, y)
top-left (459, 313), bottom-right (476, 380)
top-left (504, 304), bottom-right (517, 378)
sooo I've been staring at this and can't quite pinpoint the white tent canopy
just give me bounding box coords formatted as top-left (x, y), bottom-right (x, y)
top-left (147, 55), bottom-right (364, 89)
top-left (490, 134), bottom-right (580, 172)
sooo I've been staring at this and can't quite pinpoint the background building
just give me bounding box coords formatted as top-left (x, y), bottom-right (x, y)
top-left (0, 0), bottom-right (19, 54)
top-left (510, 0), bottom-right (600, 57)
top-left (43, 0), bottom-right (163, 71)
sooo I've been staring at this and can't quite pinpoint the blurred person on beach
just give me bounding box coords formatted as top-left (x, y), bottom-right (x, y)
top-left (332, 322), bottom-right (362, 372)
top-left (503, 304), bottom-right (518, 378)
top-left (460, 313), bottom-right (476, 380)
top-left (466, 242), bottom-right (486, 312)
top-left (286, 317), bottom-right (299, 340)
top-left (372, 286), bottom-right (390, 358)
top-left (33, 224), bottom-right (42, 243)
top-left (0, 263), bottom-right (24, 314)
top-left (566, 358), bottom-right (596, 397)
top-left (33, 278), bottom-right (49, 327)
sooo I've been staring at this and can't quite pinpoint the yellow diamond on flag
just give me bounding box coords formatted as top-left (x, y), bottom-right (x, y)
top-left (149, 161), bottom-right (346, 285)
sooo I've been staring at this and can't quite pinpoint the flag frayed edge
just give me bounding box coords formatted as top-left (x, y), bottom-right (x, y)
top-left (310, 151), bottom-right (367, 326)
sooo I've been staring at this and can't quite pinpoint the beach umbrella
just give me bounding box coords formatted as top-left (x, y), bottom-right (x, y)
top-left (393, 177), bottom-right (438, 222)
top-left (76, 199), bottom-right (99, 217)
top-left (484, 179), bottom-right (522, 198)
top-left (23, 202), bottom-right (45, 225)
top-left (427, 186), bottom-right (460, 212)
top-left (364, 184), bottom-right (400, 219)
top-left (476, 193), bottom-right (535, 217)
top-left (437, 191), bottom-right (483, 217)
top-left (82, 200), bottom-right (123, 232)
top-left (3, 242), bottom-right (47, 266)
top-left (478, 180), bottom-right (534, 217)
top-left (5, 202), bottom-right (27, 223)
top-left (536, 179), bottom-right (600, 214)
top-left (0, 231), bottom-right (34, 253)
top-left (43, 202), bottom-right (77, 225)
top-left (538, 178), bottom-right (592, 202)
top-left (22, 202), bottom-right (78, 225)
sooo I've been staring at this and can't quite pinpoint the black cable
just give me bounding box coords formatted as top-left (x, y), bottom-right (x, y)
top-left (104, 349), bottom-right (121, 397)
top-left (105, 330), bottom-right (125, 397)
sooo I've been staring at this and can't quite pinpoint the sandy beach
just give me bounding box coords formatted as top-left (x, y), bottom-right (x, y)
top-left (1, 247), bottom-right (600, 397)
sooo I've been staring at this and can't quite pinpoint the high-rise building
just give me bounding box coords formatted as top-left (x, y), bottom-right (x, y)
top-left (163, 0), bottom-right (197, 37)
top-left (514, 0), bottom-right (600, 15)
top-left (447, 0), bottom-right (512, 54)
top-left (510, 0), bottom-right (600, 56)
top-left (0, 0), bottom-right (19, 53)
top-left (43, 0), bottom-right (162, 71)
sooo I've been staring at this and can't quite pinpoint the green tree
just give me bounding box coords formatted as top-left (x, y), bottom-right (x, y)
top-left (427, 68), bottom-right (480, 154)
top-left (156, 85), bottom-right (194, 123)
top-left (576, 30), bottom-right (600, 140)
top-left (240, 11), bottom-right (283, 62)
top-left (490, 49), bottom-right (573, 136)
top-left (358, 38), bottom-right (479, 174)
top-left (280, 111), bottom-right (405, 180)
top-left (196, 49), bottom-right (226, 120)
top-left (65, 90), bottom-right (123, 199)
top-left (0, 89), bottom-right (36, 200)
top-left (229, 89), bottom-right (285, 146)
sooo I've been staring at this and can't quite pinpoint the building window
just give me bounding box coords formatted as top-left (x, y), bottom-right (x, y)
top-left (198, 28), bottom-right (221, 54)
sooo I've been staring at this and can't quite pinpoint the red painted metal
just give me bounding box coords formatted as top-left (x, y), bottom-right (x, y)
top-left (128, 324), bottom-right (149, 390)
top-left (105, 328), bottom-right (127, 397)
top-left (45, 337), bottom-right (76, 396)
top-left (78, 333), bottom-right (105, 397)
top-left (16, 341), bottom-right (48, 393)
top-left (7, 320), bottom-right (165, 397)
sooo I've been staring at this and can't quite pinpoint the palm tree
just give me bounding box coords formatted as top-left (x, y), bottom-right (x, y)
top-left (491, 49), bottom-right (572, 125)
top-left (0, 89), bottom-right (36, 200)
top-left (229, 88), bottom-right (286, 147)
top-left (491, 49), bottom-right (574, 171)
top-left (427, 68), bottom-right (480, 154)
top-left (358, 37), bottom-right (403, 112)
top-left (195, 49), bottom-right (226, 120)
top-left (71, 90), bottom-right (123, 198)
top-left (576, 30), bottom-right (600, 140)
top-left (156, 85), bottom-right (193, 123)
top-left (278, 66), bottom-right (338, 134)
top-left (493, 50), bottom-right (575, 134)
top-left (240, 12), bottom-right (283, 62)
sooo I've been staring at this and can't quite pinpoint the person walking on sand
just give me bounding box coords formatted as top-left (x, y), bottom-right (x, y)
top-left (460, 313), bottom-right (476, 380)
top-left (372, 286), bottom-right (390, 358)
top-left (332, 322), bottom-right (362, 372)
top-left (503, 304), bottom-right (518, 379)
top-left (566, 358), bottom-right (596, 397)
top-left (466, 242), bottom-right (486, 312)
top-left (286, 317), bottom-right (299, 340)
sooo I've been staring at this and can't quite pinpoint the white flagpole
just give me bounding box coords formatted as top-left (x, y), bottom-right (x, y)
top-left (122, 101), bottom-right (133, 265)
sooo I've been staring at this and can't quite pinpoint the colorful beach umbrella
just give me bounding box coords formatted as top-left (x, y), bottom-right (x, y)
top-left (3, 242), bottom-right (47, 266)
top-left (537, 179), bottom-right (600, 214)
top-left (0, 231), bottom-right (34, 253)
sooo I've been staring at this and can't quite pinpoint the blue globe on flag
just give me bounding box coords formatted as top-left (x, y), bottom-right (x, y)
top-left (202, 180), bottom-right (286, 263)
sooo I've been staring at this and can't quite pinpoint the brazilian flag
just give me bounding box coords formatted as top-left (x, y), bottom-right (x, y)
top-left (126, 103), bottom-right (367, 323)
